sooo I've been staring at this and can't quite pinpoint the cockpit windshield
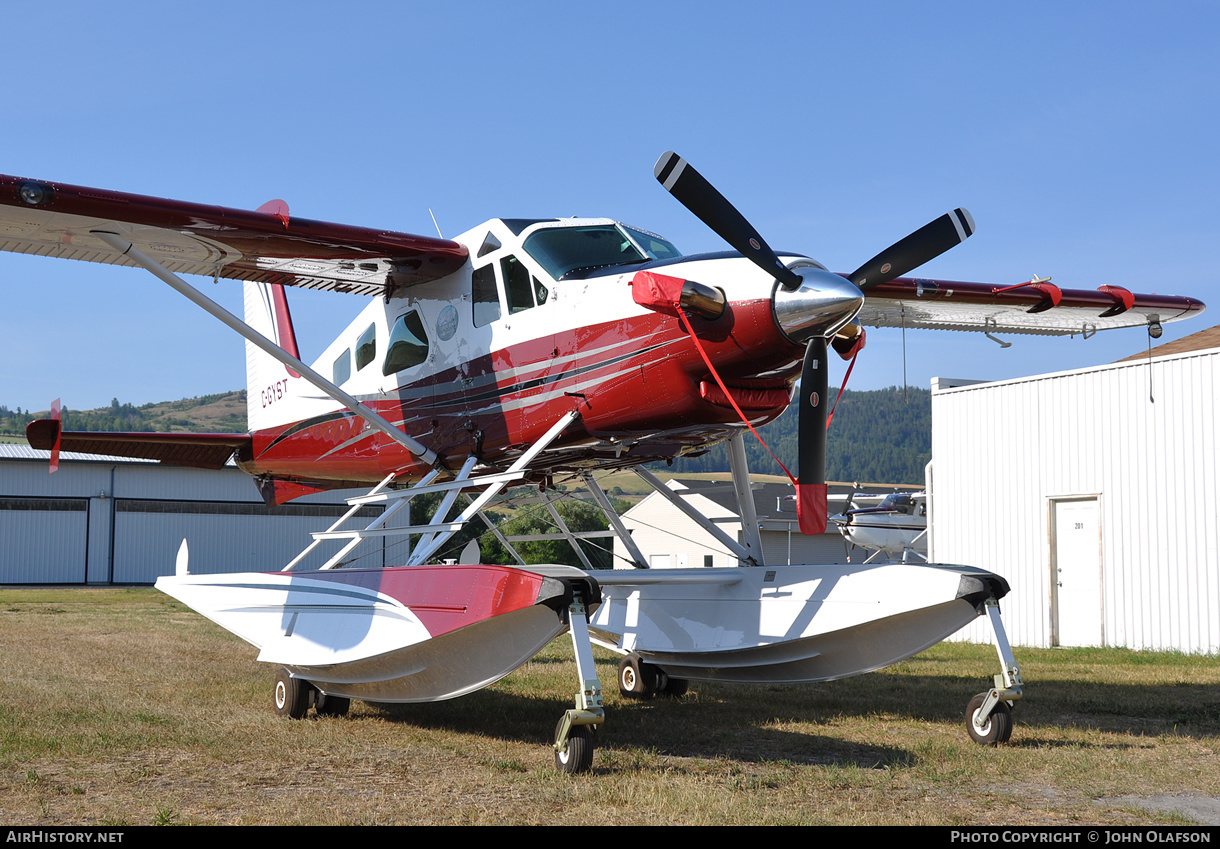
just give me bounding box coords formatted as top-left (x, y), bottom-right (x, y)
top-left (622, 225), bottom-right (681, 262)
top-left (878, 493), bottom-right (914, 513)
top-left (523, 224), bottom-right (680, 280)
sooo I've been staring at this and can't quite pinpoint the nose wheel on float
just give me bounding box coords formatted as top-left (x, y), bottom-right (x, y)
top-left (553, 594), bottom-right (604, 774)
top-left (967, 597), bottom-right (1024, 746)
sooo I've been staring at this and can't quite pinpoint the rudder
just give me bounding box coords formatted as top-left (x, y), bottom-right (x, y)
top-left (244, 280), bottom-right (303, 432)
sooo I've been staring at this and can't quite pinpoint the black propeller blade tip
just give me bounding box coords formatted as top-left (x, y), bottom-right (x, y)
top-left (653, 151), bottom-right (802, 289)
top-left (849, 207), bottom-right (977, 291)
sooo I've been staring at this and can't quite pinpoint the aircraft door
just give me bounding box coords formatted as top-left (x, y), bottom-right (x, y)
top-left (464, 253), bottom-right (557, 448)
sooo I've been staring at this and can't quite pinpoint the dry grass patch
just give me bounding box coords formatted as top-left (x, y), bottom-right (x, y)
top-left (0, 587), bottom-right (1216, 825)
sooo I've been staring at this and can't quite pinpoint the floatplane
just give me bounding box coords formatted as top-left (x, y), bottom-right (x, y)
top-left (2, 152), bottom-right (1203, 771)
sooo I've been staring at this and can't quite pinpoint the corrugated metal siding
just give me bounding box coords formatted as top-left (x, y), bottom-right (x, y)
top-left (112, 500), bottom-right (383, 582)
top-left (932, 348), bottom-right (1219, 653)
top-left (1, 454), bottom-right (384, 584)
top-left (0, 497), bottom-right (89, 583)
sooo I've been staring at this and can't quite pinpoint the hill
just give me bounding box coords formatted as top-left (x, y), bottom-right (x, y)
top-left (0, 392), bottom-right (247, 438)
top-left (666, 385), bottom-right (931, 485)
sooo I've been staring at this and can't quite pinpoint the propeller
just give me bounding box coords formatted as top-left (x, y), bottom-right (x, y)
top-left (654, 151), bottom-right (975, 536)
top-left (847, 207), bottom-right (975, 291)
top-left (796, 337), bottom-right (829, 534)
top-left (654, 151), bottom-right (804, 290)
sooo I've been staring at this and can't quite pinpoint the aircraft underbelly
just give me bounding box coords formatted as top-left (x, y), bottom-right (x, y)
top-left (589, 562), bottom-right (999, 683)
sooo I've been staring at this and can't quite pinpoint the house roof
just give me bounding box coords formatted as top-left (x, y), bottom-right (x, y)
top-left (1114, 323), bottom-right (1220, 363)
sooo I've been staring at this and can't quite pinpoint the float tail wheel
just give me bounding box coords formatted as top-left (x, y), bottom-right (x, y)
top-left (273, 668), bottom-right (309, 719)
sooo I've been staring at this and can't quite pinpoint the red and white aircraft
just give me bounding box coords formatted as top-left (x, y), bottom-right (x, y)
top-left (1, 153), bottom-right (1204, 771)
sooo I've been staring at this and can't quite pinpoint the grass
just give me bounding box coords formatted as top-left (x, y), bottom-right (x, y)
top-left (0, 587), bottom-right (1216, 825)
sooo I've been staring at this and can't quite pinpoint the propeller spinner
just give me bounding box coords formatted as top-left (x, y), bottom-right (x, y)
top-left (654, 150), bottom-right (975, 534)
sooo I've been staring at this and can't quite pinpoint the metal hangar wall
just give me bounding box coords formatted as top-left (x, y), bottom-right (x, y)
top-left (0, 446), bottom-right (384, 584)
top-left (929, 345), bottom-right (1218, 654)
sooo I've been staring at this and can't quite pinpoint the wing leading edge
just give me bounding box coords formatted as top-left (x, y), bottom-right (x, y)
top-left (853, 275), bottom-right (1204, 336)
top-left (0, 175), bottom-right (469, 297)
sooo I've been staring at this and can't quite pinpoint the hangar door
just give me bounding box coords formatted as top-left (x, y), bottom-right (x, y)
top-left (1049, 496), bottom-right (1103, 647)
top-left (112, 499), bottom-right (384, 583)
top-left (0, 497), bottom-right (90, 583)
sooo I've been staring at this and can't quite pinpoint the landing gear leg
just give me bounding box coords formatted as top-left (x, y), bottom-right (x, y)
top-left (554, 594), bottom-right (603, 774)
top-left (967, 596), bottom-right (1024, 746)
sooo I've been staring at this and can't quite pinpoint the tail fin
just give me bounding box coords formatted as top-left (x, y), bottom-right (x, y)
top-left (244, 280), bottom-right (303, 431)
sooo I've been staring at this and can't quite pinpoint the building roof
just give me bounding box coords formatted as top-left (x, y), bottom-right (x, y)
top-left (0, 442), bottom-right (238, 468)
top-left (1114, 323), bottom-right (1220, 363)
top-left (0, 443), bottom-right (153, 464)
top-left (662, 479), bottom-right (911, 521)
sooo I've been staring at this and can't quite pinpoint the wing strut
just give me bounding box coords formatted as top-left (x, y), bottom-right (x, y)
top-left (90, 231), bottom-right (441, 468)
top-left (581, 473), bottom-right (649, 569)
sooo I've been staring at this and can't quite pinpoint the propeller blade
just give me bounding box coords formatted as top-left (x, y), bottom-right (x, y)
top-left (848, 208), bottom-right (975, 291)
top-left (654, 151), bottom-right (804, 290)
top-left (796, 337), bottom-right (829, 535)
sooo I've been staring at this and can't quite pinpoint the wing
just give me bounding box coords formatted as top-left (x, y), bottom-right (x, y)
top-left (855, 275), bottom-right (1204, 336)
top-left (0, 175), bottom-right (469, 297)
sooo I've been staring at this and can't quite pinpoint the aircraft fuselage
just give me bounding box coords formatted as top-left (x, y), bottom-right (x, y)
top-left (236, 217), bottom-right (845, 492)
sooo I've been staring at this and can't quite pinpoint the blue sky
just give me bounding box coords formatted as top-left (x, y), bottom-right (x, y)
top-left (2, 1), bottom-right (1216, 414)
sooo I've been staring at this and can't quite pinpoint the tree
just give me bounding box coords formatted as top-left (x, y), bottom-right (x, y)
top-left (479, 497), bottom-right (625, 570)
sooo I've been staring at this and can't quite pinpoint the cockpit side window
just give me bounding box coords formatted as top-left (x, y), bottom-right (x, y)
top-left (355, 324), bottom-right (376, 371)
top-left (383, 310), bottom-right (429, 375)
top-left (472, 264), bottom-right (501, 327)
top-left (502, 254), bottom-right (536, 314)
top-left (622, 225), bottom-right (681, 261)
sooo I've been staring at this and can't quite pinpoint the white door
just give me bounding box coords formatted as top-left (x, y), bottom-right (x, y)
top-left (1051, 497), bottom-right (1103, 647)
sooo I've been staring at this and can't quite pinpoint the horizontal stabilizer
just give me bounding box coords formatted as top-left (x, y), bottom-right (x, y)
top-left (26, 419), bottom-right (250, 470)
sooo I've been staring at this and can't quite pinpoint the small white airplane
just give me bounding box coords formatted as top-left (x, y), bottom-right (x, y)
top-left (2, 152), bottom-right (1204, 771)
top-left (830, 490), bottom-right (929, 563)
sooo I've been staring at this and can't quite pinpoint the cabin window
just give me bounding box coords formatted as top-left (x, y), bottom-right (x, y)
top-left (355, 324), bottom-right (376, 371)
top-left (383, 310), bottom-right (429, 375)
top-left (502, 254), bottom-right (536, 314)
top-left (472, 264), bottom-right (500, 327)
top-left (333, 349), bottom-right (351, 385)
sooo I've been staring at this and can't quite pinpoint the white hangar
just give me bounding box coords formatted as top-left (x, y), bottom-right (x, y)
top-left (930, 327), bottom-right (1219, 654)
top-left (0, 445), bottom-right (385, 584)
